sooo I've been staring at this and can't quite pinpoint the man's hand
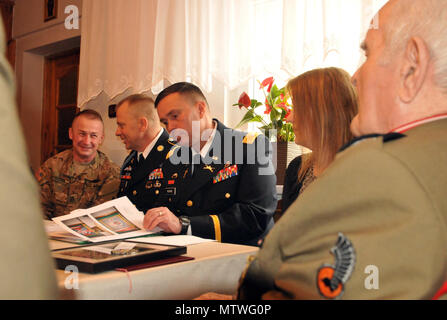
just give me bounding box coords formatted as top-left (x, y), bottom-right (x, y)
top-left (194, 292), bottom-right (234, 300)
top-left (143, 207), bottom-right (182, 234)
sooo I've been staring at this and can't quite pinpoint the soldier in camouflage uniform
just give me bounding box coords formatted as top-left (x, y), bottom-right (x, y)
top-left (37, 110), bottom-right (120, 219)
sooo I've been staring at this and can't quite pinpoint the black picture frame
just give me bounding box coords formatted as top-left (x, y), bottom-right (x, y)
top-left (52, 240), bottom-right (187, 273)
top-left (44, 0), bottom-right (58, 22)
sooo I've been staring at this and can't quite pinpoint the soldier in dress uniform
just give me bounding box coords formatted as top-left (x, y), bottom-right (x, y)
top-left (142, 82), bottom-right (277, 246)
top-left (198, 0), bottom-right (447, 300)
top-left (37, 110), bottom-right (120, 219)
top-left (115, 94), bottom-right (185, 213)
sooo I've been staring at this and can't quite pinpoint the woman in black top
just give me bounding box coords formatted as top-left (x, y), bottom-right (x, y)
top-left (281, 67), bottom-right (358, 214)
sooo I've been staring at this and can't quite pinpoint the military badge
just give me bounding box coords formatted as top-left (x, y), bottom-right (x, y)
top-left (213, 165), bottom-right (238, 184)
top-left (148, 168), bottom-right (163, 180)
top-left (317, 233), bottom-right (356, 300)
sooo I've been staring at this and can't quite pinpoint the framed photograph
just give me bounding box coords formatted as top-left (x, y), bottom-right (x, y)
top-left (52, 240), bottom-right (187, 273)
top-left (44, 0), bottom-right (58, 22)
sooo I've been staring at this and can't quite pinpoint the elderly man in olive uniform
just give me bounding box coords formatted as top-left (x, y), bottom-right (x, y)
top-left (143, 82), bottom-right (277, 246)
top-left (37, 110), bottom-right (120, 219)
top-left (115, 94), bottom-right (184, 213)
top-left (199, 0), bottom-right (447, 300)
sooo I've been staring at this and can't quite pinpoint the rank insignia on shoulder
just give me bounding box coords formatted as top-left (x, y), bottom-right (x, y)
top-left (243, 132), bottom-right (260, 144)
top-left (317, 233), bottom-right (356, 300)
top-left (213, 165), bottom-right (238, 184)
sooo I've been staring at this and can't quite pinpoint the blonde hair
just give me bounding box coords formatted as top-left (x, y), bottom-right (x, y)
top-left (287, 67), bottom-right (358, 180)
top-left (117, 94), bottom-right (159, 125)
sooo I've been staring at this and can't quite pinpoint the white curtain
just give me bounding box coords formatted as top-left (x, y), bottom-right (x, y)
top-left (78, 0), bottom-right (388, 109)
top-left (78, 0), bottom-right (158, 108)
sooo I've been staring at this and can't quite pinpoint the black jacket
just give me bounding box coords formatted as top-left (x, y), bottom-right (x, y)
top-left (158, 119), bottom-right (277, 245)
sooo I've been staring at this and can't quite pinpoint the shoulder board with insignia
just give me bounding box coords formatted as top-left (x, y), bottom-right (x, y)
top-left (243, 132), bottom-right (260, 144)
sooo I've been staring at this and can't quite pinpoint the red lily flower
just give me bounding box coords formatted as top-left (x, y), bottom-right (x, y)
top-left (260, 77), bottom-right (274, 93)
top-left (238, 92), bottom-right (251, 109)
top-left (264, 98), bottom-right (272, 114)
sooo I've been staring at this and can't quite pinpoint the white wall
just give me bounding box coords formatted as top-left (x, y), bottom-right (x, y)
top-left (13, 0), bottom-right (82, 172)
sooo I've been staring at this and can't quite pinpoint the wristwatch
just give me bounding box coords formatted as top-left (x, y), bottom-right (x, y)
top-left (179, 216), bottom-right (191, 235)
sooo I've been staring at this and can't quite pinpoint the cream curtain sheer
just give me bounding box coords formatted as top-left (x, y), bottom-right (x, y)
top-left (78, 0), bottom-right (388, 109)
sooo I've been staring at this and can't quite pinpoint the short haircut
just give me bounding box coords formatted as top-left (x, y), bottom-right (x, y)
top-left (154, 82), bottom-right (208, 108)
top-left (287, 67), bottom-right (358, 180)
top-left (116, 94), bottom-right (159, 123)
top-left (381, 0), bottom-right (447, 93)
top-left (72, 109), bottom-right (103, 127)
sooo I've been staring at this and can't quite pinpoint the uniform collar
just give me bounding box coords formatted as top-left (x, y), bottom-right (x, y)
top-left (138, 128), bottom-right (164, 160)
top-left (192, 120), bottom-right (218, 158)
top-left (391, 113), bottom-right (447, 133)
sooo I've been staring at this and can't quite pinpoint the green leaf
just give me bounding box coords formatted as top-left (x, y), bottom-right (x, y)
top-left (270, 84), bottom-right (281, 99)
top-left (251, 100), bottom-right (263, 109)
top-left (235, 109), bottom-right (257, 128)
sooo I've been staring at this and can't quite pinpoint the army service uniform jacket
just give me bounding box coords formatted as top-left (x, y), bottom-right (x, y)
top-left (117, 129), bottom-right (183, 213)
top-left (37, 149), bottom-right (121, 219)
top-left (159, 119), bottom-right (277, 246)
top-left (238, 119), bottom-right (447, 300)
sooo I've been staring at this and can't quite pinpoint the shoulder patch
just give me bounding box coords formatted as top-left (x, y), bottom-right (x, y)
top-left (317, 233), bottom-right (356, 300)
top-left (243, 132), bottom-right (260, 144)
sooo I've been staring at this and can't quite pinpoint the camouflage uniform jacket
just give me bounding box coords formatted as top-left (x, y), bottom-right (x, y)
top-left (37, 149), bottom-right (121, 219)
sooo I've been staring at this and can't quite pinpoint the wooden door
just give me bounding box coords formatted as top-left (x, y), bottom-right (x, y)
top-left (42, 51), bottom-right (80, 163)
top-left (0, 0), bottom-right (15, 68)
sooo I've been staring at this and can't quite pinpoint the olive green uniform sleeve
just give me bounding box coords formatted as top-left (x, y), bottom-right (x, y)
top-left (0, 20), bottom-right (58, 298)
top-left (239, 136), bottom-right (447, 300)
